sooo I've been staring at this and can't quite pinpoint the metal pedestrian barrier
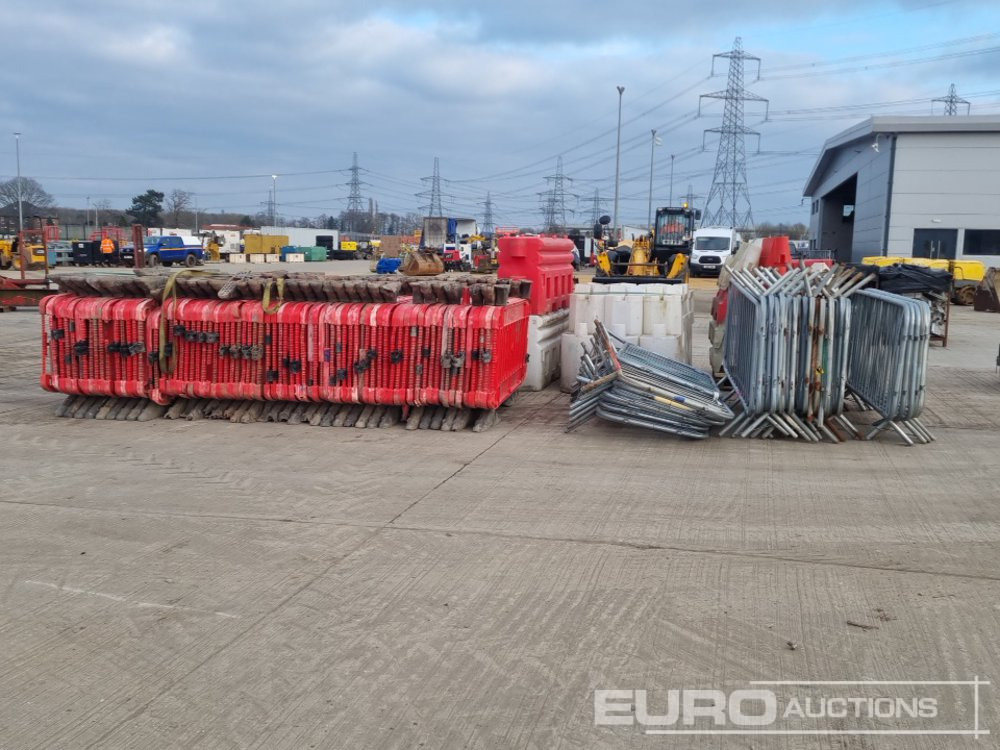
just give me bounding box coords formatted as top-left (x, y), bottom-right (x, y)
top-left (568, 320), bottom-right (732, 438)
top-left (721, 265), bottom-right (873, 442)
top-left (846, 289), bottom-right (934, 445)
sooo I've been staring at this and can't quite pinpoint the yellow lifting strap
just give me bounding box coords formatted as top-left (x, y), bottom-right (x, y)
top-left (157, 270), bottom-right (286, 373)
top-left (261, 277), bottom-right (286, 314)
top-left (158, 269), bottom-right (217, 374)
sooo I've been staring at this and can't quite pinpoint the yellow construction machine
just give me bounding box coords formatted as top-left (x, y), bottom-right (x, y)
top-left (594, 205), bottom-right (700, 284)
top-left (1, 232), bottom-right (47, 271)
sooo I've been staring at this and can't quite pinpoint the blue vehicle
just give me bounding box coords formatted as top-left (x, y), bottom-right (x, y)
top-left (142, 235), bottom-right (204, 267)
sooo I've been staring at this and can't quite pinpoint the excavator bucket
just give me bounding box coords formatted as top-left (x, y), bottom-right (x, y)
top-left (400, 251), bottom-right (445, 276)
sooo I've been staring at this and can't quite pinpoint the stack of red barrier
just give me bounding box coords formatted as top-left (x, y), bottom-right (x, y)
top-left (156, 299), bottom-right (267, 401)
top-left (154, 299), bottom-right (529, 410)
top-left (497, 236), bottom-right (574, 315)
top-left (40, 294), bottom-right (163, 401)
top-left (41, 295), bottom-right (530, 412)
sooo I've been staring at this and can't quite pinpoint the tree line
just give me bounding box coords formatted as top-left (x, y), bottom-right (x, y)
top-left (0, 177), bottom-right (810, 238)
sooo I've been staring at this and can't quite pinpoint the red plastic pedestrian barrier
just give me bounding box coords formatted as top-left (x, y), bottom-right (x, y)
top-left (497, 236), bottom-right (574, 315)
top-left (462, 300), bottom-right (530, 408)
top-left (41, 294), bottom-right (161, 400)
top-left (43, 294), bottom-right (530, 411)
top-left (264, 302), bottom-right (326, 402)
top-left (156, 298), bottom-right (267, 401)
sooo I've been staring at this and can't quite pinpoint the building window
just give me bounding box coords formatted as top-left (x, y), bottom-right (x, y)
top-left (964, 229), bottom-right (1000, 256)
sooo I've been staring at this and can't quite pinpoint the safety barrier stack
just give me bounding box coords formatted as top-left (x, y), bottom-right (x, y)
top-left (41, 294), bottom-right (162, 401)
top-left (497, 235), bottom-right (575, 315)
top-left (847, 289), bottom-right (933, 445)
top-left (41, 285), bottom-right (530, 421)
top-left (718, 264), bottom-right (935, 445)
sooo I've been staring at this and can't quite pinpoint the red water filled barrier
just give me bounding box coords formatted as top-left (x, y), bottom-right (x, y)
top-left (497, 236), bottom-right (574, 315)
top-left (45, 295), bottom-right (531, 410)
top-left (40, 294), bottom-right (162, 401)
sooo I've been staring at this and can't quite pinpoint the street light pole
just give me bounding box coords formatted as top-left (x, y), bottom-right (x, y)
top-left (13, 132), bottom-right (23, 234)
top-left (612, 85), bottom-right (625, 242)
top-left (271, 174), bottom-right (277, 227)
top-left (647, 129), bottom-right (657, 230)
top-left (669, 154), bottom-right (675, 206)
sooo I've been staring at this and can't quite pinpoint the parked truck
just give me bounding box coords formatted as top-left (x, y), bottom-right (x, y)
top-left (141, 235), bottom-right (205, 267)
top-left (420, 216), bottom-right (478, 270)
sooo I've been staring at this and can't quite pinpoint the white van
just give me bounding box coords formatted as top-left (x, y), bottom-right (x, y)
top-left (690, 226), bottom-right (742, 276)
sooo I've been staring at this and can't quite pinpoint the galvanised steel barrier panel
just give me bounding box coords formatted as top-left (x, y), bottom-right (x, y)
top-left (847, 289), bottom-right (933, 445)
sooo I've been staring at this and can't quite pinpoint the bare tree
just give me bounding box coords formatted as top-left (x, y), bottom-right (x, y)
top-left (0, 177), bottom-right (54, 208)
top-left (165, 189), bottom-right (193, 228)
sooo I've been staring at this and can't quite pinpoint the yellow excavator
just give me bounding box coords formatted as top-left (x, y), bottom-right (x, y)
top-left (594, 205), bottom-right (699, 284)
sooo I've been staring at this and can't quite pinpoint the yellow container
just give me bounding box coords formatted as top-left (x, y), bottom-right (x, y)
top-left (244, 234), bottom-right (288, 254)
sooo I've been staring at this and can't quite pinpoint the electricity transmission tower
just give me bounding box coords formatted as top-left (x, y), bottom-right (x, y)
top-left (699, 37), bottom-right (768, 231)
top-left (417, 157), bottom-right (445, 216)
top-left (933, 83), bottom-right (970, 116)
top-left (345, 152), bottom-right (365, 232)
top-left (587, 189), bottom-right (606, 226)
top-left (680, 185), bottom-right (703, 212)
top-left (481, 192), bottom-right (495, 237)
top-left (539, 156), bottom-right (574, 232)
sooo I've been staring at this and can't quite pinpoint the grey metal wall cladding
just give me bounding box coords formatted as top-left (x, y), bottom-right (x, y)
top-left (809, 142), bottom-right (893, 261)
top-left (887, 133), bottom-right (1000, 263)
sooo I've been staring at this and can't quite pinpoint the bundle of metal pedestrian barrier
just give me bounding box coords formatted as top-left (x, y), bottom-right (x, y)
top-left (846, 289), bottom-right (934, 445)
top-left (720, 264), bottom-right (934, 444)
top-left (568, 320), bottom-right (733, 438)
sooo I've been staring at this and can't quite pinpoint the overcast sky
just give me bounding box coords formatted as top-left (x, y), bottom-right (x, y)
top-left (2, 0), bottom-right (999, 229)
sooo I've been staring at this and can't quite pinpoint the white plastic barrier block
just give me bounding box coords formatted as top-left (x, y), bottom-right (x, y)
top-left (227, 253), bottom-right (247, 264)
top-left (248, 254), bottom-right (267, 264)
top-left (560, 331), bottom-right (587, 392)
top-left (522, 309), bottom-right (570, 391)
top-left (285, 253), bottom-right (305, 263)
top-left (265, 253), bottom-right (281, 263)
top-left (638, 334), bottom-right (681, 361)
top-left (567, 282), bottom-right (693, 362)
top-left (642, 293), bottom-right (684, 335)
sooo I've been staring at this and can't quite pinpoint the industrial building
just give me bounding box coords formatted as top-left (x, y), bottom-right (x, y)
top-left (803, 115), bottom-right (1000, 265)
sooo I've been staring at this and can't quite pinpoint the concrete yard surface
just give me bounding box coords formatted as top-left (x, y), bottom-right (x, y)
top-left (0, 296), bottom-right (999, 748)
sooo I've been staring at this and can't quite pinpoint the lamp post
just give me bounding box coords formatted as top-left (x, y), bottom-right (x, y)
top-left (86, 196), bottom-right (91, 235)
top-left (669, 154), bottom-right (675, 206)
top-left (13, 132), bottom-right (23, 234)
top-left (612, 85), bottom-right (625, 242)
top-left (647, 129), bottom-right (660, 230)
top-left (271, 174), bottom-right (277, 227)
